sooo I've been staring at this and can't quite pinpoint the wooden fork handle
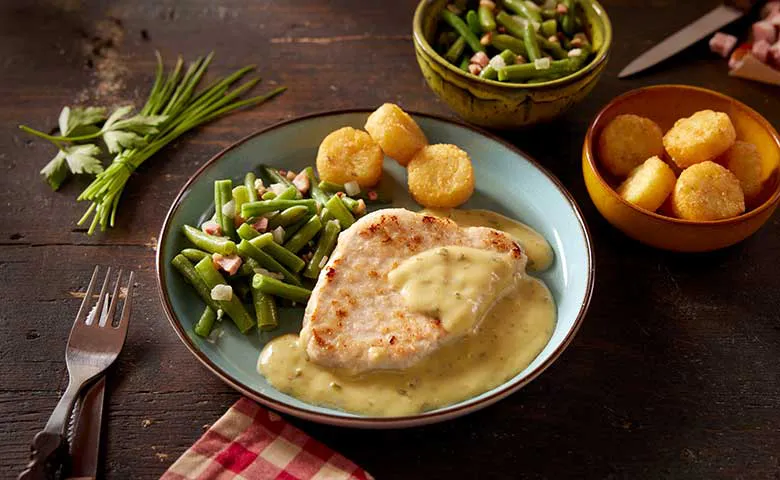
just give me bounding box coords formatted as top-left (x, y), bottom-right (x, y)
top-left (17, 431), bottom-right (66, 480)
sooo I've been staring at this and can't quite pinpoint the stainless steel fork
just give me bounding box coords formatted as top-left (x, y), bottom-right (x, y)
top-left (18, 266), bottom-right (135, 480)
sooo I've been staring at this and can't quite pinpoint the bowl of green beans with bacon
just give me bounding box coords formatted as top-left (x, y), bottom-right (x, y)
top-left (413, 0), bottom-right (611, 129)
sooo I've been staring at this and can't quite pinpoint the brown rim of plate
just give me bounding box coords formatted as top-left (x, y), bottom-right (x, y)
top-left (584, 84), bottom-right (780, 225)
top-left (412, 0), bottom-right (612, 89)
top-left (155, 109), bottom-right (595, 427)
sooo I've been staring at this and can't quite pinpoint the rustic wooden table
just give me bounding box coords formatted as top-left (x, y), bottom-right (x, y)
top-left (2, 1), bottom-right (778, 478)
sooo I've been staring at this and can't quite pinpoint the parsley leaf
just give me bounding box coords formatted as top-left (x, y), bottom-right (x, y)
top-left (103, 130), bottom-right (147, 153)
top-left (40, 151), bottom-right (70, 191)
top-left (100, 106), bottom-right (167, 152)
top-left (58, 106), bottom-right (106, 136)
top-left (62, 144), bottom-right (104, 174)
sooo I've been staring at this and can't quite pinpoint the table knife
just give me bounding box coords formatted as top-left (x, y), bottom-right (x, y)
top-left (65, 376), bottom-right (106, 480)
top-left (619, 0), bottom-right (760, 78)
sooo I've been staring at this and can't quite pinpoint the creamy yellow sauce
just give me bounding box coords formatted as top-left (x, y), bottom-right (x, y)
top-left (257, 209), bottom-right (557, 417)
top-left (259, 277), bottom-right (554, 416)
top-left (421, 208), bottom-right (554, 271)
top-left (387, 246), bottom-right (517, 336)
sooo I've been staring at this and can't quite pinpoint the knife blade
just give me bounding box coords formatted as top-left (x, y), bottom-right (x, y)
top-left (618, 4), bottom-right (744, 78)
top-left (66, 376), bottom-right (106, 480)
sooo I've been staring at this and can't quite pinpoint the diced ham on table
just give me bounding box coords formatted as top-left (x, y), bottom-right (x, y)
top-left (752, 40), bottom-right (771, 63)
top-left (752, 21), bottom-right (777, 44)
top-left (201, 220), bottom-right (222, 236)
top-left (212, 253), bottom-right (242, 276)
top-left (709, 32), bottom-right (737, 58)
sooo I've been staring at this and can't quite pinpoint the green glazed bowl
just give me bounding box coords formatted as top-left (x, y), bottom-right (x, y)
top-left (413, 0), bottom-right (612, 129)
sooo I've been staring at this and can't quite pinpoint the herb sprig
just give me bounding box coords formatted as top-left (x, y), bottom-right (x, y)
top-left (20, 51), bottom-right (286, 234)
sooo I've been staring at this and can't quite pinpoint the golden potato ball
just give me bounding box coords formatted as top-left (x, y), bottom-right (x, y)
top-left (407, 144), bottom-right (475, 208)
top-left (364, 103), bottom-right (428, 166)
top-left (316, 127), bottom-right (384, 187)
top-left (663, 110), bottom-right (736, 168)
top-left (616, 156), bottom-right (677, 212)
top-left (671, 161), bottom-right (745, 221)
top-left (597, 114), bottom-right (665, 177)
top-left (718, 140), bottom-right (763, 201)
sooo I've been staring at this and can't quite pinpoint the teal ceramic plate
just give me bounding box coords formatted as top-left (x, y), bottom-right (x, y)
top-left (156, 110), bottom-right (594, 428)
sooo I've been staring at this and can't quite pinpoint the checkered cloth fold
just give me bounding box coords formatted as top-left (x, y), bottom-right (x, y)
top-left (161, 398), bottom-right (373, 480)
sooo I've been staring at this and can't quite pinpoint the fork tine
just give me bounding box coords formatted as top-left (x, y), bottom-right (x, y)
top-left (74, 266), bottom-right (100, 325)
top-left (115, 271), bottom-right (135, 331)
top-left (90, 267), bottom-right (112, 326)
top-left (103, 269), bottom-right (123, 327)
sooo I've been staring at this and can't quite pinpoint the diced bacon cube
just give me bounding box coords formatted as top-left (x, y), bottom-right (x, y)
top-left (761, 1), bottom-right (780, 19)
top-left (768, 13), bottom-right (780, 27)
top-left (292, 170), bottom-right (310, 194)
top-left (470, 51), bottom-right (489, 68)
top-left (752, 21), bottom-right (777, 44)
top-left (770, 41), bottom-right (780, 65)
top-left (201, 220), bottom-right (222, 236)
top-left (233, 214), bottom-right (245, 228)
top-left (753, 40), bottom-right (771, 63)
top-left (709, 32), bottom-right (738, 58)
top-left (212, 253), bottom-right (242, 276)
top-left (252, 217), bottom-right (269, 232)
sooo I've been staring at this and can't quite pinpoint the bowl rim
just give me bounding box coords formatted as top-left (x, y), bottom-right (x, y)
top-left (155, 108), bottom-right (595, 427)
top-left (412, 0), bottom-right (613, 89)
top-left (584, 84), bottom-right (780, 226)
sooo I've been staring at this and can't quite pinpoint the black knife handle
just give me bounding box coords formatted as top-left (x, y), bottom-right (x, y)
top-left (724, 0), bottom-right (761, 13)
top-left (17, 431), bottom-right (66, 480)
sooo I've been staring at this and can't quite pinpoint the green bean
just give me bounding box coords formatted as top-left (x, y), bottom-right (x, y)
top-left (214, 179), bottom-right (236, 240)
top-left (318, 180), bottom-right (391, 204)
top-left (241, 199), bottom-right (317, 218)
top-left (283, 216), bottom-right (311, 242)
top-left (495, 11), bottom-right (526, 39)
top-left (252, 274), bottom-right (312, 304)
top-left (440, 9), bottom-right (484, 53)
top-left (181, 248), bottom-right (210, 262)
top-left (231, 280), bottom-right (251, 302)
top-left (237, 262), bottom-right (256, 277)
top-left (262, 241), bottom-right (306, 273)
top-left (497, 57), bottom-right (577, 81)
top-left (504, 0), bottom-right (541, 22)
top-left (283, 215), bottom-right (323, 254)
top-left (232, 185), bottom-right (250, 214)
top-left (276, 185), bottom-right (299, 200)
top-left (541, 8), bottom-right (557, 20)
top-left (194, 257), bottom-right (254, 333)
top-left (251, 288), bottom-right (278, 331)
top-left (318, 181), bottom-right (344, 194)
top-left (305, 167), bottom-right (330, 206)
top-left (560, 0), bottom-right (575, 35)
top-left (522, 22), bottom-right (542, 61)
top-left (324, 195), bottom-right (355, 230)
top-left (244, 172), bottom-right (258, 202)
top-left (319, 207), bottom-right (335, 223)
top-left (261, 165), bottom-right (292, 187)
top-left (171, 254), bottom-right (219, 311)
top-left (303, 220), bottom-right (340, 279)
top-left (466, 10), bottom-right (481, 35)
top-left (479, 49), bottom-right (517, 80)
top-left (536, 35), bottom-right (568, 59)
top-left (445, 36), bottom-right (467, 63)
top-left (459, 55), bottom-right (470, 71)
top-left (237, 222), bottom-right (260, 240)
top-left (541, 19), bottom-right (557, 38)
top-left (182, 225), bottom-right (237, 255)
top-left (261, 191), bottom-right (276, 200)
top-left (237, 239), bottom-right (301, 286)
top-left (478, 5), bottom-right (497, 32)
top-left (268, 205), bottom-right (309, 229)
top-left (194, 306), bottom-right (217, 337)
top-left (247, 232), bottom-right (274, 249)
top-left (491, 34), bottom-right (528, 57)
top-left (340, 196), bottom-right (360, 213)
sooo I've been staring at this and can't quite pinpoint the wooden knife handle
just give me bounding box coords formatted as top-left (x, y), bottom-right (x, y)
top-left (724, 0), bottom-right (761, 13)
top-left (17, 431), bottom-right (66, 480)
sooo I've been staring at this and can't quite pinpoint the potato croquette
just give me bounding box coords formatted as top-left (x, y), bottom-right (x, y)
top-left (316, 127), bottom-right (384, 187)
top-left (365, 103), bottom-right (428, 166)
top-left (718, 140), bottom-right (763, 201)
top-left (598, 114), bottom-right (665, 177)
top-left (617, 156), bottom-right (677, 212)
top-left (407, 144), bottom-right (474, 208)
top-left (671, 161), bottom-right (745, 221)
top-left (663, 110), bottom-right (736, 168)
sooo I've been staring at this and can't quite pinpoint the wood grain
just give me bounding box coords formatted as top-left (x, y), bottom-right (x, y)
top-left (1, 0), bottom-right (778, 478)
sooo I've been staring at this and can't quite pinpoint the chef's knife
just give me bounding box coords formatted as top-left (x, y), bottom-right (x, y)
top-left (66, 376), bottom-right (106, 480)
top-left (618, 0), bottom-right (760, 78)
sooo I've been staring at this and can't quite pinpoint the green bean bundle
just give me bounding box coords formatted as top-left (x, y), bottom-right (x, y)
top-left (435, 0), bottom-right (595, 83)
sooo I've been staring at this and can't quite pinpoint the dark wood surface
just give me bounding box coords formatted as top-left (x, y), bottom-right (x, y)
top-left (2, 1), bottom-right (778, 478)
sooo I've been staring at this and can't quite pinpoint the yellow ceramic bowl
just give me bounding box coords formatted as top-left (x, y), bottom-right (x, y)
top-left (583, 85), bottom-right (780, 252)
top-left (413, 0), bottom-right (612, 129)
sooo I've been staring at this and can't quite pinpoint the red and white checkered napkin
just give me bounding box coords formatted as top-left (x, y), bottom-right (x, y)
top-left (161, 398), bottom-right (373, 480)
